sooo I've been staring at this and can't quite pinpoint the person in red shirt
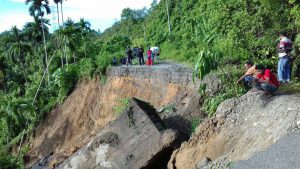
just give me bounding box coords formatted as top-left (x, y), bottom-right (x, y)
top-left (147, 47), bottom-right (153, 66)
top-left (254, 64), bottom-right (280, 94)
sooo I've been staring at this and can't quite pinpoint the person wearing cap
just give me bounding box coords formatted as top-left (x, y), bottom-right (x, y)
top-left (236, 60), bottom-right (258, 89)
top-left (254, 64), bottom-right (280, 94)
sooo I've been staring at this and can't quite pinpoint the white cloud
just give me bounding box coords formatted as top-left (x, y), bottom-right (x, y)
top-left (1, 0), bottom-right (158, 32)
top-left (0, 13), bottom-right (32, 32)
top-left (49, 0), bottom-right (154, 26)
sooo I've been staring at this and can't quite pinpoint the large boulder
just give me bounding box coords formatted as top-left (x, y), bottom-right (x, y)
top-left (57, 98), bottom-right (179, 169)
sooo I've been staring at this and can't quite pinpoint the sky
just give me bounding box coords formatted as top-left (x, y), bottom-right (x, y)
top-left (0, 0), bottom-right (156, 33)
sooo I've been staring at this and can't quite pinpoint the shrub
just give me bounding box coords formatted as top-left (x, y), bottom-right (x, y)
top-left (95, 53), bottom-right (112, 74)
top-left (0, 145), bottom-right (22, 169)
top-left (52, 64), bottom-right (78, 103)
top-left (78, 58), bottom-right (96, 79)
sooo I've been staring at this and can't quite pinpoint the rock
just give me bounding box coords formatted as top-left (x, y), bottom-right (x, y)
top-left (57, 98), bottom-right (180, 169)
top-left (201, 74), bottom-right (222, 96)
top-left (196, 157), bottom-right (211, 169)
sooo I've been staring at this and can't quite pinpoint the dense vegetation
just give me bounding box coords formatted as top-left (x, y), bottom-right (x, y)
top-left (1, 0), bottom-right (300, 167)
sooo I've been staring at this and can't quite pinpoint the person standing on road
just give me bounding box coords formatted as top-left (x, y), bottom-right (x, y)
top-left (126, 46), bottom-right (133, 66)
top-left (147, 47), bottom-right (153, 66)
top-left (138, 45), bottom-right (145, 66)
top-left (277, 32), bottom-right (293, 84)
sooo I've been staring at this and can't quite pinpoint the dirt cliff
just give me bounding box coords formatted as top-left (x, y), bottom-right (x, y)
top-left (168, 91), bottom-right (300, 169)
top-left (27, 63), bottom-right (203, 168)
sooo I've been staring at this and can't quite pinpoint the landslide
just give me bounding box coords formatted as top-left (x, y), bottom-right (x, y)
top-left (168, 91), bottom-right (300, 169)
top-left (27, 63), bottom-right (204, 168)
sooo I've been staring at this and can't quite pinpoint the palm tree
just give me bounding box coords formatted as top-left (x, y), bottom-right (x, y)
top-left (58, 19), bottom-right (82, 63)
top-left (25, 0), bottom-right (51, 83)
top-left (4, 26), bottom-right (32, 84)
top-left (77, 18), bottom-right (91, 58)
top-left (60, 0), bottom-right (65, 26)
top-left (53, 0), bottom-right (61, 27)
top-left (23, 16), bottom-right (50, 70)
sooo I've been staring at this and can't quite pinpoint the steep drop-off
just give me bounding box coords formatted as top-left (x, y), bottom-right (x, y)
top-left (27, 63), bottom-right (203, 167)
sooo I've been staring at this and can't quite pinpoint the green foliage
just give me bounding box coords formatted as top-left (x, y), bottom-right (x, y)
top-left (193, 49), bottom-right (222, 80)
top-left (190, 117), bottom-right (202, 134)
top-left (78, 58), bottom-right (96, 79)
top-left (96, 53), bottom-right (112, 74)
top-left (113, 98), bottom-right (130, 116)
top-left (202, 69), bottom-right (247, 117)
top-left (52, 64), bottom-right (78, 102)
top-left (0, 145), bottom-right (22, 169)
top-left (160, 104), bottom-right (175, 114)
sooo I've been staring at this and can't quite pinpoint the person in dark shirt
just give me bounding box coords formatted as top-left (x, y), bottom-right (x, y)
top-left (138, 45), bottom-right (145, 65)
top-left (126, 46), bottom-right (133, 66)
top-left (112, 56), bottom-right (117, 66)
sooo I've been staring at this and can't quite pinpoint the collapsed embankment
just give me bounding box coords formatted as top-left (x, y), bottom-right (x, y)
top-left (168, 92), bottom-right (300, 169)
top-left (27, 63), bottom-right (206, 168)
top-left (27, 62), bottom-right (300, 169)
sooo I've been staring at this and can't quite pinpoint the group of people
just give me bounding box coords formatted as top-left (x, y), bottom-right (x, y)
top-left (237, 32), bottom-right (293, 94)
top-left (123, 46), bottom-right (159, 66)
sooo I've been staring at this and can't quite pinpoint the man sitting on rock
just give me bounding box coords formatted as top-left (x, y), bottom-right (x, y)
top-left (254, 64), bottom-right (280, 94)
top-left (236, 60), bottom-right (258, 89)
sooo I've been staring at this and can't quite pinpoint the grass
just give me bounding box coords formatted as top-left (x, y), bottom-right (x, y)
top-left (159, 104), bottom-right (176, 113)
top-left (113, 98), bottom-right (130, 116)
top-left (201, 65), bottom-right (247, 117)
top-left (190, 118), bottom-right (203, 135)
top-left (279, 80), bottom-right (300, 95)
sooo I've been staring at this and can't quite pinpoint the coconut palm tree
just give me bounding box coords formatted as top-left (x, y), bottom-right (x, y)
top-left (60, 0), bottom-right (65, 26)
top-left (77, 18), bottom-right (91, 58)
top-left (53, 0), bottom-right (61, 27)
top-left (3, 26), bottom-right (32, 84)
top-left (23, 16), bottom-right (50, 70)
top-left (25, 0), bottom-right (51, 83)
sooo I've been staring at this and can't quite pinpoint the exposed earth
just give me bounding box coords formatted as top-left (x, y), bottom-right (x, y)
top-left (27, 62), bottom-right (300, 169)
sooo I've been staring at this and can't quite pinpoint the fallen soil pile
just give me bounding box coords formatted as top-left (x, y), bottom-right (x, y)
top-left (57, 98), bottom-right (179, 169)
top-left (168, 91), bottom-right (300, 169)
top-left (27, 63), bottom-right (206, 168)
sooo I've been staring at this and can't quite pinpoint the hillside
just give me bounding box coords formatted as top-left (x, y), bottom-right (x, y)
top-left (101, 0), bottom-right (300, 69)
top-left (1, 0), bottom-right (300, 168)
top-left (26, 65), bottom-right (300, 169)
top-left (27, 62), bottom-right (204, 167)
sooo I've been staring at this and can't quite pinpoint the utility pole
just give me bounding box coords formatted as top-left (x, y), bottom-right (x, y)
top-left (166, 0), bottom-right (171, 34)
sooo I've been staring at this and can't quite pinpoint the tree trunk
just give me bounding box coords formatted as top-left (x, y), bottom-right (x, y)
top-left (59, 36), bottom-right (64, 68)
top-left (64, 36), bottom-right (68, 65)
top-left (56, 3), bottom-right (61, 27)
top-left (165, 0), bottom-right (171, 34)
top-left (40, 16), bottom-right (50, 84)
top-left (60, 1), bottom-right (64, 25)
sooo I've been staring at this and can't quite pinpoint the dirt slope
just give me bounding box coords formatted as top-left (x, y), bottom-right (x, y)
top-left (168, 91), bottom-right (300, 169)
top-left (27, 63), bottom-right (203, 168)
